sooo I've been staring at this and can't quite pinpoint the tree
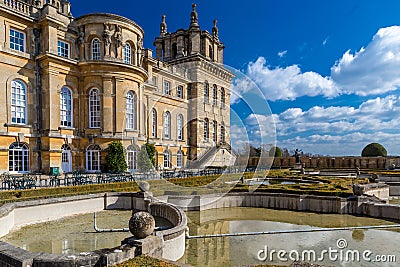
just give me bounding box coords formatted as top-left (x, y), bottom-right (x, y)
top-left (105, 141), bottom-right (127, 173)
top-left (137, 143), bottom-right (156, 172)
top-left (361, 143), bottom-right (387, 157)
top-left (269, 146), bottom-right (283, 157)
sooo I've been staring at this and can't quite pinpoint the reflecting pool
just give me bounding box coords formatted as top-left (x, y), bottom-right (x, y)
top-left (181, 207), bottom-right (400, 267)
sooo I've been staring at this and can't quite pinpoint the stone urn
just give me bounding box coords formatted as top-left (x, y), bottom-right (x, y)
top-left (129, 211), bottom-right (155, 239)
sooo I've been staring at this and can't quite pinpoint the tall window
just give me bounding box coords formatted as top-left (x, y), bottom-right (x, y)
top-left (204, 118), bottom-right (209, 140)
top-left (177, 85), bottom-right (183, 98)
top-left (164, 111), bottom-right (171, 139)
top-left (11, 80), bottom-right (26, 124)
top-left (126, 92), bottom-right (135, 129)
top-left (212, 84), bottom-right (217, 106)
top-left (91, 38), bottom-right (101, 60)
top-left (204, 81), bottom-right (209, 103)
top-left (60, 87), bottom-right (72, 127)
top-left (213, 121), bottom-right (217, 142)
top-left (57, 40), bottom-right (70, 58)
top-left (152, 109), bottom-right (157, 138)
top-left (177, 114), bottom-right (183, 140)
top-left (127, 145), bottom-right (138, 172)
top-left (89, 89), bottom-right (100, 128)
top-left (220, 125), bottom-right (226, 143)
top-left (177, 150), bottom-right (183, 168)
top-left (9, 142), bottom-right (29, 173)
top-left (220, 88), bottom-right (225, 108)
top-left (163, 150), bottom-right (171, 168)
top-left (10, 29), bottom-right (25, 52)
top-left (86, 144), bottom-right (101, 172)
top-left (124, 43), bottom-right (132, 64)
top-left (187, 84), bottom-right (191, 100)
top-left (163, 80), bottom-right (170, 95)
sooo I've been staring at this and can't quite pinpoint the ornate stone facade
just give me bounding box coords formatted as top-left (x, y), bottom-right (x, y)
top-left (0, 0), bottom-right (234, 174)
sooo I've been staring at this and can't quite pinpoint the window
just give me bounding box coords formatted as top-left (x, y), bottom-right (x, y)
top-left (124, 43), bottom-right (132, 64)
top-left (212, 84), bottom-right (217, 106)
top-left (177, 85), bottom-right (183, 98)
top-left (204, 118), bottom-right (209, 140)
top-left (11, 80), bottom-right (26, 124)
top-left (163, 150), bottom-right (171, 168)
top-left (89, 89), bottom-right (100, 128)
top-left (9, 142), bottom-right (29, 173)
top-left (177, 114), bottom-right (183, 140)
top-left (86, 144), bottom-right (101, 172)
top-left (187, 84), bottom-right (191, 100)
top-left (220, 125), bottom-right (226, 143)
top-left (164, 111), bottom-right (171, 138)
top-left (58, 40), bottom-right (70, 58)
top-left (163, 80), bottom-right (170, 95)
top-left (126, 92), bottom-right (135, 129)
top-left (204, 81), bottom-right (209, 103)
top-left (127, 145), bottom-right (138, 172)
top-left (10, 29), bottom-right (25, 52)
top-left (91, 38), bottom-right (101, 60)
top-left (60, 87), bottom-right (72, 127)
top-left (177, 150), bottom-right (183, 168)
top-left (213, 121), bottom-right (217, 142)
top-left (152, 109), bottom-right (157, 138)
top-left (220, 88), bottom-right (225, 108)
top-left (209, 45), bottom-right (213, 60)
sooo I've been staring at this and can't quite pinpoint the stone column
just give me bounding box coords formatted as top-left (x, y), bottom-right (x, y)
top-left (115, 77), bottom-right (124, 133)
top-left (102, 77), bottom-right (113, 134)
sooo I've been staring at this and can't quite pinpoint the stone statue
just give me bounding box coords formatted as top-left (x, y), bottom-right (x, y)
top-left (77, 26), bottom-right (85, 59)
top-left (294, 149), bottom-right (300, 164)
top-left (137, 36), bottom-right (144, 65)
top-left (103, 23), bottom-right (112, 56)
top-left (114, 25), bottom-right (123, 57)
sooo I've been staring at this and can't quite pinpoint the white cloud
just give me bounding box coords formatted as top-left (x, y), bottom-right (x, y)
top-left (235, 26), bottom-right (400, 101)
top-left (277, 50), bottom-right (287, 58)
top-left (244, 95), bottom-right (400, 155)
top-left (245, 57), bottom-right (339, 101)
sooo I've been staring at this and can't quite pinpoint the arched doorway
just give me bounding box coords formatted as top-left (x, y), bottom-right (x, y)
top-left (61, 144), bottom-right (72, 173)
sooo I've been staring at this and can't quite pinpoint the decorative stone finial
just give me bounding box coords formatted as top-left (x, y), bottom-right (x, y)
top-left (160, 14), bottom-right (167, 36)
top-left (129, 211), bottom-right (156, 239)
top-left (190, 3), bottom-right (199, 28)
top-left (212, 19), bottom-right (219, 39)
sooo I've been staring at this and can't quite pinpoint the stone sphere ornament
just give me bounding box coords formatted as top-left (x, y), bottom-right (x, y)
top-left (138, 181), bottom-right (150, 192)
top-left (129, 211), bottom-right (155, 239)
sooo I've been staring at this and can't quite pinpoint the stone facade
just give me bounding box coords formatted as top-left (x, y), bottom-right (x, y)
top-left (0, 0), bottom-right (234, 174)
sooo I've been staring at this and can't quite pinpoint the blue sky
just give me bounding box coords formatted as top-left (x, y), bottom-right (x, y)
top-left (70, 0), bottom-right (400, 156)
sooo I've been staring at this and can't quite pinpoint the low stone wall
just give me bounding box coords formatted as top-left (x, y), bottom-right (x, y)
top-left (0, 193), bottom-right (187, 266)
top-left (166, 192), bottom-right (399, 221)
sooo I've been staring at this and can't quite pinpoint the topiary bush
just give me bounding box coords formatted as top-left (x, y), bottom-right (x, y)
top-left (269, 146), bottom-right (283, 157)
top-left (361, 143), bottom-right (387, 157)
top-left (137, 143), bottom-right (156, 172)
top-left (105, 141), bottom-right (127, 173)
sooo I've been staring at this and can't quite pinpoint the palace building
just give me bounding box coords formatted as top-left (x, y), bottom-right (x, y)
top-left (0, 0), bottom-right (235, 174)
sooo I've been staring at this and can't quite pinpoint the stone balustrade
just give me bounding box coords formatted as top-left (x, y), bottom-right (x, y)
top-left (1, 0), bottom-right (31, 15)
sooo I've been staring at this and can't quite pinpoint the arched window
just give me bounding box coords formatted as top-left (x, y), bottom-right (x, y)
top-left (124, 43), bottom-right (132, 64)
top-left (127, 145), bottom-right (138, 172)
top-left (163, 149), bottom-right (171, 168)
top-left (60, 87), bottom-right (72, 127)
top-left (9, 142), bottom-right (29, 173)
top-left (172, 43), bottom-right (177, 59)
top-left (11, 80), bottom-right (27, 124)
top-left (164, 111), bottom-right (171, 139)
top-left (89, 89), bottom-right (100, 128)
top-left (126, 91), bottom-right (136, 129)
top-left (86, 144), bottom-right (101, 172)
top-left (213, 121), bottom-right (217, 143)
top-left (204, 81), bottom-right (209, 103)
top-left (204, 118), bottom-right (209, 140)
top-left (152, 108), bottom-right (157, 138)
top-left (177, 114), bottom-right (183, 140)
top-left (220, 88), bottom-right (225, 108)
top-left (91, 38), bottom-right (101, 60)
top-left (177, 150), bottom-right (183, 168)
top-left (212, 84), bottom-right (217, 106)
top-left (220, 124), bottom-right (226, 143)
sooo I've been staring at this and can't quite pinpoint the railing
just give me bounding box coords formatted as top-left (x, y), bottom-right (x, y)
top-left (2, 0), bottom-right (31, 15)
